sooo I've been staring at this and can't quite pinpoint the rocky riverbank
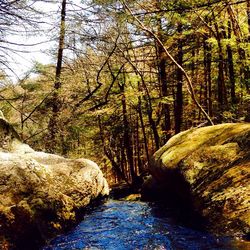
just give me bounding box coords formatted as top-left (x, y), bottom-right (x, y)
top-left (0, 117), bottom-right (109, 249)
top-left (142, 123), bottom-right (250, 238)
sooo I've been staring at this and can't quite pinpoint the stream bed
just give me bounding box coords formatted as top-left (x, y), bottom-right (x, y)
top-left (43, 200), bottom-right (247, 250)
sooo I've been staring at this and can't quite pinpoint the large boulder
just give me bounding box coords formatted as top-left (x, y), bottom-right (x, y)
top-left (144, 123), bottom-right (250, 237)
top-left (0, 117), bottom-right (109, 249)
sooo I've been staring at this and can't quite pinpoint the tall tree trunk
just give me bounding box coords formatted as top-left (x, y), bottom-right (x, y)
top-left (135, 116), bottom-right (143, 174)
top-left (155, 0), bottom-right (171, 142)
top-left (120, 82), bottom-right (137, 185)
top-left (203, 38), bottom-right (212, 116)
top-left (47, 0), bottom-right (66, 152)
top-left (120, 138), bottom-right (127, 180)
top-left (158, 43), bottom-right (171, 140)
top-left (144, 97), bottom-right (160, 150)
top-left (174, 23), bottom-right (183, 134)
top-left (139, 72), bottom-right (160, 150)
top-left (138, 82), bottom-right (150, 167)
top-left (227, 20), bottom-right (237, 104)
top-left (214, 21), bottom-right (227, 110)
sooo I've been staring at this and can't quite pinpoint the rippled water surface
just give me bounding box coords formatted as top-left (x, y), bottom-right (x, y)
top-left (43, 200), bottom-right (242, 250)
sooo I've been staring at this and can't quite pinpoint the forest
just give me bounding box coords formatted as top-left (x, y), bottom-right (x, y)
top-left (0, 0), bottom-right (249, 186)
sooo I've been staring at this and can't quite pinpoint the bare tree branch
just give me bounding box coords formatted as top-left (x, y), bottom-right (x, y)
top-left (122, 1), bottom-right (214, 126)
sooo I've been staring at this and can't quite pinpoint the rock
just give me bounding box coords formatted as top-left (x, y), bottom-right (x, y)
top-left (0, 117), bottom-right (109, 249)
top-left (110, 182), bottom-right (133, 199)
top-left (145, 123), bottom-right (250, 237)
top-left (122, 194), bottom-right (141, 201)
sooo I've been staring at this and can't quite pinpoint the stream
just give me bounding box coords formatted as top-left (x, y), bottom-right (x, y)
top-left (43, 200), bottom-right (246, 250)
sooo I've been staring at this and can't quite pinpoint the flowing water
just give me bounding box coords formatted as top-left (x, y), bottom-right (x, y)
top-left (43, 200), bottom-right (247, 250)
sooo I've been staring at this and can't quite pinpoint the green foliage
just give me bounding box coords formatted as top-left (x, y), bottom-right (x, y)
top-left (21, 82), bottom-right (41, 92)
top-left (159, 96), bottom-right (174, 105)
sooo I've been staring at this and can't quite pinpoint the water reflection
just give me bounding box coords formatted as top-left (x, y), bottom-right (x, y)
top-left (43, 200), bottom-right (239, 250)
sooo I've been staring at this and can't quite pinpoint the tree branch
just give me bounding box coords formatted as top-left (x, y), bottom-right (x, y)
top-left (122, 1), bottom-right (214, 126)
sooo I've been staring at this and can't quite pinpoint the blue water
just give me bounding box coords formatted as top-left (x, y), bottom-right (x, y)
top-left (43, 200), bottom-right (240, 250)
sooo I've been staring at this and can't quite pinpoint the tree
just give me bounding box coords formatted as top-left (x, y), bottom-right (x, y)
top-left (47, 0), bottom-right (67, 153)
top-left (123, 0), bottom-right (214, 126)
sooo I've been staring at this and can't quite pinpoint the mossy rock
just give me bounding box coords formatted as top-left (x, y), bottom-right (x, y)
top-left (148, 123), bottom-right (250, 237)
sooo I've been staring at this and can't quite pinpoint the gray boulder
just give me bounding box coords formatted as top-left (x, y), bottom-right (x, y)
top-left (0, 117), bottom-right (109, 249)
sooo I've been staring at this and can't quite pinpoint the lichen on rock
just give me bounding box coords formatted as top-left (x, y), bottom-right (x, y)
top-left (145, 123), bottom-right (250, 238)
top-left (0, 117), bottom-right (109, 249)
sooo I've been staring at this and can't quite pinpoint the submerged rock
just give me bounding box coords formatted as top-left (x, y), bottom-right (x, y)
top-left (144, 123), bottom-right (250, 237)
top-left (121, 193), bottom-right (141, 201)
top-left (0, 118), bottom-right (109, 249)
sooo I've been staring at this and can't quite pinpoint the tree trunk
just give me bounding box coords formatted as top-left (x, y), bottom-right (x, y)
top-left (203, 38), bottom-right (212, 116)
top-left (120, 81), bottom-right (137, 185)
top-left (138, 82), bottom-right (150, 167)
top-left (47, 0), bottom-right (66, 153)
top-left (214, 21), bottom-right (227, 110)
top-left (174, 23), bottom-right (183, 134)
top-left (144, 97), bottom-right (160, 150)
top-left (155, 0), bottom-right (171, 142)
top-left (227, 20), bottom-right (237, 104)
